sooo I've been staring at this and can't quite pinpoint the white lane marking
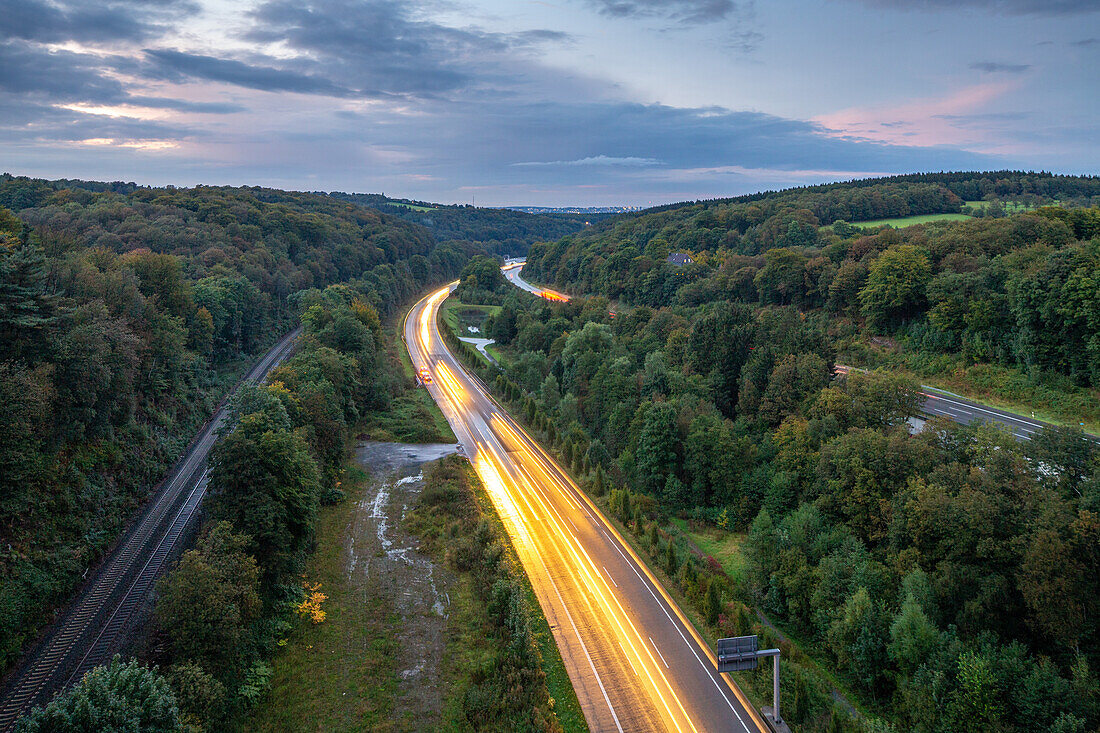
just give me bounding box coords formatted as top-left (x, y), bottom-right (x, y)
top-left (610, 531), bottom-right (752, 731)
top-left (507, 454), bottom-right (696, 733)
top-left (568, 516), bottom-right (580, 533)
top-left (547, 560), bottom-right (625, 733)
top-left (603, 565), bottom-right (618, 587)
top-left (650, 637), bottom-right (669, 669)
top-left (480, 444), bottom-right (625, 733)
top-left (926, 393), bottom-right (1045, 429)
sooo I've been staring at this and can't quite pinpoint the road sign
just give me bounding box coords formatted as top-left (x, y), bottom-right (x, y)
top-left (717, 635), bottom-right (759, 672)
top-left (716, 636), bottom-right (786, 727)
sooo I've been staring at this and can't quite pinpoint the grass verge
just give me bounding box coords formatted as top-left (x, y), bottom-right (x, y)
top-left (841, 343), bottom-right (1100, 435)
top-left (242, 464), bottom-right (403, 732)
top-left (407, 456), bottom-right (588, 733)
top-left (359, 388), bottom-right (456, 443)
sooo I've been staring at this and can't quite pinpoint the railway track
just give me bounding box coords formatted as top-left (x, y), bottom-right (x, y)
top-left (0, 328), bottom-right (301, 732)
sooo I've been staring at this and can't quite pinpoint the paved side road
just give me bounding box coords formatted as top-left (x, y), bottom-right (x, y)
top-left (834, 365), bottom-right (1100, 444)
top-left (0, 327), bottom-right (301, 732)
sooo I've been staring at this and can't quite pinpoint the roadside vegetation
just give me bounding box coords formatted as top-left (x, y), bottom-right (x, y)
top-left (473, 172), bottom-right (1100, 731)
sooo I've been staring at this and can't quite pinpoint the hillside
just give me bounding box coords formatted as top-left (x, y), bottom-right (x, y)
top-left (328, 192), bottom-right (589, 257)
top-left (0, 174), bottom-right (473, 676)
top-left (488, 170), bottom-right (1100, 731)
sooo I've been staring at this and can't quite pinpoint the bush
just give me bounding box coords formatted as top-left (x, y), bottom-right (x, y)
top-left (15, 657), bottom-right (179, 733)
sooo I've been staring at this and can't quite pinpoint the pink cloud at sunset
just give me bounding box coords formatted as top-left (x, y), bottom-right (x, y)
top-left (812, 81), bottom-right (1019, 151)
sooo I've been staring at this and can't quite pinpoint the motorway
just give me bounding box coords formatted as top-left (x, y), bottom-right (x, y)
top-left (507, 261), bottom-right (1098, 445)
top-left (0, 328), bottom-right (301, 732)
top-left (503, 260), bottom-right (570, 301)
top-left (406, 285), bottom-right (767, 733)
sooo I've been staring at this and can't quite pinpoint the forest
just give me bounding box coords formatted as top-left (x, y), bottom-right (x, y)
top-left (473, 171), bottom-right (1100, 731)
top-left (15, 281), bottom-right (423, 730)
top-left (0, 173), bottom-right (483, 680)
top-left (328, 191), bottom-right (589, 257)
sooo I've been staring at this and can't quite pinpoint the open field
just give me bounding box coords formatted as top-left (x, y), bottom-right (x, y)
top-left (851, 212), bottom-right (972, 228)
top-left (241, 459), bottom-right (404, 732)
top-left (440, 297), bottom-right (499, 336)
top-left (388, 202), bottom-right (437, 212)
top-left (963, 200), bottom-right (1042, 213)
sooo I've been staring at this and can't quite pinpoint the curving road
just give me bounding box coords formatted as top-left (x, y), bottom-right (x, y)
top-left (503, 260), bottom-right (570, 301)
top-left (406, 285), bottom-right (767, 733)
top-left (0, 328), bottom-right (301, 732)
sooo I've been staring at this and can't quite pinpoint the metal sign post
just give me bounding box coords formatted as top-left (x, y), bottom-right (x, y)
top-left (717, 635), bottom-right (784, 728)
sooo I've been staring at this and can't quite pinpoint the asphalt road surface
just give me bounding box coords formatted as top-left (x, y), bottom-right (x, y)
top-left (503, 260), bottom-right (570, 301)
top-left (0, 328), bottom-right (301, 732)
top-left (833, 366), bottom-right (1100, 444)
top-left (406, 285), bottom-right (767, 733)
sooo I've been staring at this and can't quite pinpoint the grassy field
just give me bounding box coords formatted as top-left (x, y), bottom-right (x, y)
top-left (389, 202), bottom-right (437, 212)
top-left (440, 297), bottom-right (499, 336)
top-left (361, 321), bottom-right (456, 443)
top-left (669, 519), bottom-right (748, 587)
top-left (851, 212), bottom-right (972, 229)
top-left (963, 200), bottom-right (1041, 214)
top-left (440, 297), bottom-right (502, 367)
top-left (359, 388), bottom-right (456, 443)
top-left (243, 464), bottom-right (405, 732)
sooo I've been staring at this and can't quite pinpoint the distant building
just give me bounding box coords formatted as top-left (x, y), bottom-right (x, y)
top-left (666, 252), bottom-right (694, 266)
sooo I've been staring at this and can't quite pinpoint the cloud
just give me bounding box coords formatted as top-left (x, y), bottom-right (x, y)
top-left (814, 82), bottom-right (1018, 148)
top-left (124, 96), bottom-right (246, 114)
top-left (142, 49), bottom-right (359, 97)
top-left (0, 41), bottom-right (127, 103)
top-left (241, 0), bottom-right (570, 98)
top-left (970, 61), bottom-right (1030, 73)
top-left (586, 0), bottom-right (738, 23)
top-left (1072, 37), bottom-right (1098, 46)
top-left (513, 155), bottom-right (661, 167)
top-left (849, 0), bottom-right (1098, 14)
top-left (0, 0), bottom-right (197, 44)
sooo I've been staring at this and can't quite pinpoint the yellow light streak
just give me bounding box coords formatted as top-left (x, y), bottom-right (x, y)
top-left (490, 414), bottom-right (769, 732)
top-left (492, 418), bottom-right (699, 733)
top-left (411, 281), bottom-right (768, 733)
top-left (478, 426), bottom-right (696, 733)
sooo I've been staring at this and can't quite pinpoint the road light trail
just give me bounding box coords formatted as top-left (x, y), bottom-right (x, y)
top-left (404, 283), bottom-right (765, 732)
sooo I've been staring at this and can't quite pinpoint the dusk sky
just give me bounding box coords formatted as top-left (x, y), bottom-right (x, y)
top-left (2, 0), bottom-right (1097, 205)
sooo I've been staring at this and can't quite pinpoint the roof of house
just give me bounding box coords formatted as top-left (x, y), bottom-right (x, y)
top-left (666, 252), bottom-right (693, 265)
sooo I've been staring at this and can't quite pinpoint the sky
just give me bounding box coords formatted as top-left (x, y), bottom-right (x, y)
top-left (1, 0), bottom-right (1097, 206)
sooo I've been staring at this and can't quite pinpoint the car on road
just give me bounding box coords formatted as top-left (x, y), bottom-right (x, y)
top-left (419, 366), bottom-right (432, 384)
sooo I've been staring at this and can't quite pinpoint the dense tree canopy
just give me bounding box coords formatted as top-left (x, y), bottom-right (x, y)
top-left (480, 172), bottom-right (1100, 731)
top-left (14, 658), bottom-right (180, 733)
top-left (0, 176), bottom-right (476, 677)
